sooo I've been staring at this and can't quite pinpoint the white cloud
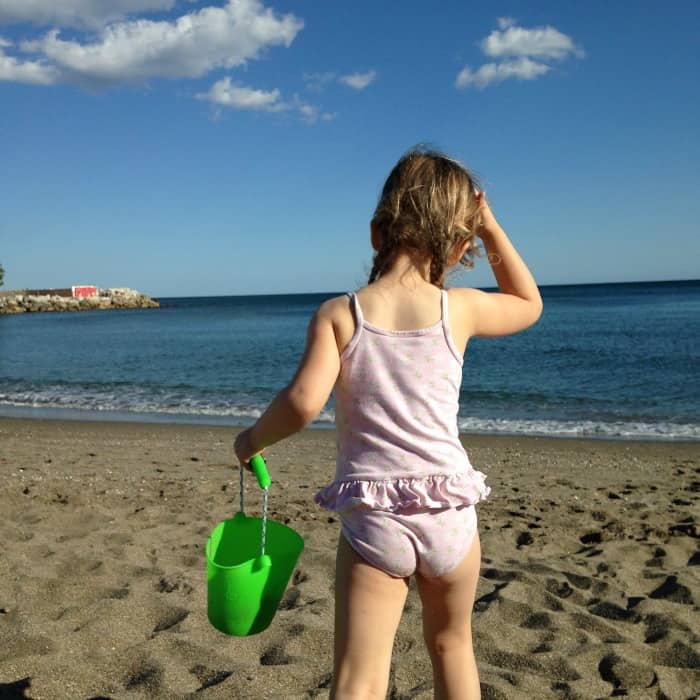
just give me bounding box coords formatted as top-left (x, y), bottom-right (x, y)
top-left (303, 69), bottom-right (377, 92)
top-left (10, 0), bottom-right (303, 87)
top-left (197, 77), bottom-right (335, 123)
top-left (196, 76), bottom-right (284, 111)
top-left (456, 57), bottom-right (550, 89)
top-left (339, 69), bottom-right (376, 90)
top-left (0, 36), bottom-right (56, 83)
top-left (0, 0), bottom-right (185, 29)
top-left (457, 18), bottom-right (583, 89)
top-left (481, 22), bottom-right (584, 60)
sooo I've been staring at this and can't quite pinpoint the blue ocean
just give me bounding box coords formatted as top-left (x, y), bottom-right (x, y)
top-left (0, 280), bottom-right (698, 442)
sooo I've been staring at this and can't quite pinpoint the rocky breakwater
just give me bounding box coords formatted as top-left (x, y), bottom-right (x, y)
top-left (0, 288), bottom-right (160, 314)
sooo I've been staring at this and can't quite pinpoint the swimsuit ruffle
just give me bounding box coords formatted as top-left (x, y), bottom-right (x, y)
top-left (313, 469), bottom-right (491, 514)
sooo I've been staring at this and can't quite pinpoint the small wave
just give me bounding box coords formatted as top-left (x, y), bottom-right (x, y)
top-left (455, 416), bottom-right (700, 442)
top-left (0, 384), bottom-right (264, 420)
top-left (0, 384), bottom-right (336, 427)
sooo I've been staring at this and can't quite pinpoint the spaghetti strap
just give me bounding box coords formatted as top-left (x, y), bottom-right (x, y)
top-left (341, 292), bottom-right (364, 361)
top-left (347, 291), bottom-right (364, 325)
top-left (441, 290), bottom-right (463, 366)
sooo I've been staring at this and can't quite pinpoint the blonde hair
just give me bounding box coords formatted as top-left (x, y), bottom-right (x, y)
top-left (369, 146), bottom-right (484, 287)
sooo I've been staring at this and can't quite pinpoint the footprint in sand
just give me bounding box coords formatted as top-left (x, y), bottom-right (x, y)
top-left (669, 516), bottom-right (697, 537)
top-left (482, 567), bottom-right (521, 582)
top-left (563, 571), bottom-right (592, 590)
top-left (644, 545), bottom-right (667, 568)
top-left (516, 531), bottom-right (534, 547)
top-left (278, 586), bottom-right (302, 610)
top-left (598, 652), bottom-right (656, 693)
top-left (579, 531), bottom-right (603, 545)
top-left (643, 612), bottom-right (672, 643)
top-left (521, 611), bottom-right (553, 630)
top-left (648, 574), bottom-right (695, 605)
top-left (544, 578), bottom-right (574, 599)
top-left (473, 582), bottom-right (508, 613)
top-left (672, 497), bottom-right (692, 506)
top-left (480, 644), bottom-right (580, 685)
top-left (260, 643), bottom-right (292, 666)
top-left (124, 660), bottom-right (163, 694)
top-left (578, 544), bottom-right (604, 557)
top-left (152, 607), bottom-right (190, 634)
top-left (156, 573), bottom-right (193, 595)
top-left (531, 640), bottom-right (552, 653)
top-left (587, 599), bottom-right (638, 623)
top-left (292, 568), bottom-right (309, 584)
top-left (189, 664), bottom-right (232, 691)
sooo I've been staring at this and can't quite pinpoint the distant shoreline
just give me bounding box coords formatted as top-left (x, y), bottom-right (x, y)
top-left (0, 287), bottom-right (159, 314)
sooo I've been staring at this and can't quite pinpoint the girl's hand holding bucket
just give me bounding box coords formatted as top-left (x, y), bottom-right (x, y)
top-left (234, 428), bottom-right (263, 474)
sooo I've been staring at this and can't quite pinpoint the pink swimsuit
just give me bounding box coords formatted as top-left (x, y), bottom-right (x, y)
top-left (314, 290), bottom-right (491, 578)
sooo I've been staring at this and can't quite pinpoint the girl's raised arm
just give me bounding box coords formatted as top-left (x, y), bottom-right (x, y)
top-left (464, 194), bottom-right (543, 338)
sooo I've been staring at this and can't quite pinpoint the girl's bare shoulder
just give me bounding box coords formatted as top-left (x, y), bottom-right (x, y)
top-left (316, 293), bottom-right (355, 356)
top-left (446, 286), bottom-right (478, 317)
top-left (317, 293), bottom-right (353, 317)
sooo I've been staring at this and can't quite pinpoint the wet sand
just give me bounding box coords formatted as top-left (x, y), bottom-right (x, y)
top-left (0, 417), bottom-right (698, 699)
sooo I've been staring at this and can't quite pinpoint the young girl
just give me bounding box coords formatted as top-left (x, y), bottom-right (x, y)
top-left (234, 147), bottom-right (543, 700)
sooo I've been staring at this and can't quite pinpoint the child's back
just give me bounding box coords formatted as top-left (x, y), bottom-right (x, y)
top-left (315, 251), bottom-right (493, 573)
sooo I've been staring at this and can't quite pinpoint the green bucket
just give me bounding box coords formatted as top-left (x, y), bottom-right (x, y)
top-left (206, 455), bottom-right (304, 636)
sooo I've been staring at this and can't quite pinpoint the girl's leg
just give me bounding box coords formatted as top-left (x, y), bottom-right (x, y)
top-left (331, 531), bottom-right (410, 700)
top-left (415, 530), bottom-right (482, 700)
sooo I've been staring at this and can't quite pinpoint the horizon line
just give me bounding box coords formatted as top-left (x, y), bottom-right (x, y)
top-left (151, 277), bottom-right (699, 299)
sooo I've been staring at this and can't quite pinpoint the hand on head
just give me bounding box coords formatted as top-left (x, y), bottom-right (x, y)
top-left (474, 191), bottom-right (500, 239)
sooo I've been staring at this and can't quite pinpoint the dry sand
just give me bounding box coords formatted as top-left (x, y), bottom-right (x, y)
top-left (0, 417), bottom-right (698, 699)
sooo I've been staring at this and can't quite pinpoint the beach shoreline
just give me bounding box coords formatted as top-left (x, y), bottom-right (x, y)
top-left (1, 416), bottom-right (698, 698)
top-left (0, 407), bottom-right (696, 443)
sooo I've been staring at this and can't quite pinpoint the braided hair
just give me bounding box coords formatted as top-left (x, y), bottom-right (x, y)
top-left (369, 146), bottom-right (483, 287)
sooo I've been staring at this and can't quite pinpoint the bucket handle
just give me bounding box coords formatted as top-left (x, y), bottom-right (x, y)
top-left (238, 454), bottom-right (272, 557)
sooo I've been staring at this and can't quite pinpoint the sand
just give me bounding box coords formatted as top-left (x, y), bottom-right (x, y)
top-left (0, 417), bottom-right (698, 699)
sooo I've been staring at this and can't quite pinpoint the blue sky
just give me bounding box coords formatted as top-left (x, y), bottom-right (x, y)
top-left (1, 0), bottom-right (698, 297)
